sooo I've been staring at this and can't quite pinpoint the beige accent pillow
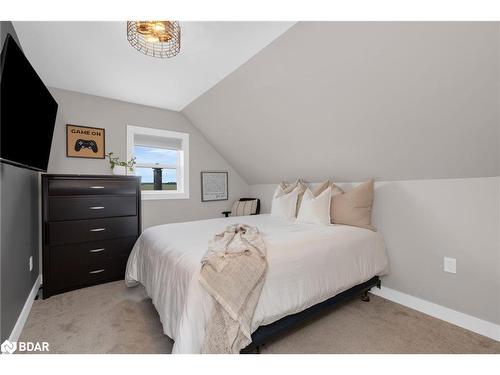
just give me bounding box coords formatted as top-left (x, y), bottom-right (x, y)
top-left (330, 183), bottom-right (344, 197)
top-left (313, 180), bottom-right (331, 196)
top-left (277, 180), bottom-right (299, 195)
top-left (330, 179), bottom-right (376, 231)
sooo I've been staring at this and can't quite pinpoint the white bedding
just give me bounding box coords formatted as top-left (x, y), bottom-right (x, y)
top-left (125, 214), bottom-right (389, 353)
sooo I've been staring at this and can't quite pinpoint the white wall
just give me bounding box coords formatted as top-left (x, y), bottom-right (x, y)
top-left (250, 177), bottom-right (500, 325)
top-left (47, 88), bottom-right (249, 229)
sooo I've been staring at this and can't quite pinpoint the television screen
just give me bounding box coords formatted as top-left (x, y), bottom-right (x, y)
top-left (1, 34), bottom-right (58, 172)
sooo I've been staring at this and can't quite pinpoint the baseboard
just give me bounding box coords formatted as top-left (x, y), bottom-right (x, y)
top-left (370, 286), bottom-right (500, 342)
top-left (8, 274), bottom-right (41, 343)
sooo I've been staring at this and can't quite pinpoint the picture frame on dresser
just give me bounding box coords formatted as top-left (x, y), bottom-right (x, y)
top-left (41, 174), bottom-right (141, 299)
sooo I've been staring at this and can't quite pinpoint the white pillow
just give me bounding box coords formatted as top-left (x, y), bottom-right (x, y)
top-left (296, 186), bottom-right (332, 225)
top-left (271, 186), bottom-right (299, 219)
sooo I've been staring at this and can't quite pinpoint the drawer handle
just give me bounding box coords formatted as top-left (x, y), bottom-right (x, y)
top-left (89, 269), bottom-right (105, 274)
top-left (90, 186), bottom-right (105, 189)
top-left (89, 248), bottom-right (105, 253)
top-left (90, 228), bottom-right (106, 232)
top-left (89, 206), bottom-right (105, 210)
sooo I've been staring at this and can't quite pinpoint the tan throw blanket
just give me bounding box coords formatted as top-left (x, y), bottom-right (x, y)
top-left (199, 223), bottom-right (267, 354)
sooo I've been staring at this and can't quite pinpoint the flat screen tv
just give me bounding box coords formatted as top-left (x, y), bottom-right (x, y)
top-left (1, 34), bottom-right (58, 172)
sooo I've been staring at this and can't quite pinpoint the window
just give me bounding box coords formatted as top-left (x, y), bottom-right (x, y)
top-left (127, 126), bottom-right (189, 200)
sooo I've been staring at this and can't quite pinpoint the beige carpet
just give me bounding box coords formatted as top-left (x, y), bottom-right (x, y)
top-left (20, 281), bottom-right (500, 354)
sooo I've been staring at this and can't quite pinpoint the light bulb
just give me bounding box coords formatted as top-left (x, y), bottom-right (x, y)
top-left (154, 22), bottom-right (166, 32)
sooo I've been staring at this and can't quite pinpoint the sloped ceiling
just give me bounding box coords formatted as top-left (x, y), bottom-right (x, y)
top-left (183, 22), bottom-right (500, 184)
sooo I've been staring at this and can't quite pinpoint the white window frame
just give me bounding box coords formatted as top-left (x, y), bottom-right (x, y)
top-left (127, 125), bottom-right (189, 200)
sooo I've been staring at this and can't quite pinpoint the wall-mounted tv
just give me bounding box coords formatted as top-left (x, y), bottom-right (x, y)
top-left (1, 34), bottom-right (58, 172)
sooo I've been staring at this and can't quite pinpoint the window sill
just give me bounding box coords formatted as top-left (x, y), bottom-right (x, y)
top-left (141, 191), bottom-right (190, 200)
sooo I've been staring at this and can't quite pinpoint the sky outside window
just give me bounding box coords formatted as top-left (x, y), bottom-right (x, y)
top-left (134, 146), bottom-right (178, 183)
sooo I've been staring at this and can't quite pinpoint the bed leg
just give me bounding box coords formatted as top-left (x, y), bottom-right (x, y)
top-left (360, 290), bottom-right (370, 302)
top-left (255, 346), bottom-right (261, 354)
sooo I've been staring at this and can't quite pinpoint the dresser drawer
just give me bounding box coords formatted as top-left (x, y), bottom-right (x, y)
top-left (86, 257), bottom-right (128, 284)
top-left (48, 216), bottom-right (138, 245)
top-left (48, 196), bottom-right (137, 221)
top-left (48, 178), bottom-right (137, 196)
top-left (50, 237), bottom-right (136, 262)
top-left (48, 237), bottom-right (136, 293)
top-left (49, 256), bottom-right (126, 293)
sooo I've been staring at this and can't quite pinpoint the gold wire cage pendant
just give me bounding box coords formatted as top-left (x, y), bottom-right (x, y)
top-left (127, 21), bottom-right (181, 58)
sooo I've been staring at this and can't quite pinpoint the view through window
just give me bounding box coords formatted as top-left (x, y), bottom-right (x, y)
top-left (134, 145), bottom-right (178, 191)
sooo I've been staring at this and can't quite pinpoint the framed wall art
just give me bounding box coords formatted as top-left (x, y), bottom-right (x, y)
top-left (66, 124), bottom-right (105, 159)
top-left (201, 171), bottom-right (228, 202)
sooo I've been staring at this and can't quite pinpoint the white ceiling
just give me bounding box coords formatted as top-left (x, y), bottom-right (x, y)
top-left (13, 21), bottom-right (294, 111)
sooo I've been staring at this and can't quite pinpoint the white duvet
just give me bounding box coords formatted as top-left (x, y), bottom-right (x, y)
top-left (125, 214), bottom-right (389, 354)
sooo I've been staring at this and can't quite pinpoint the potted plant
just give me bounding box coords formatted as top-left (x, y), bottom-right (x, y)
top-left (105, 152), bottom-right (136, 175)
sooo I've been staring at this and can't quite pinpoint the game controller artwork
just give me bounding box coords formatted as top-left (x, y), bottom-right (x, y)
top-left (66, 124), bottom-right (105, 158)
top-left (75, 139), bottom-right (98, 153)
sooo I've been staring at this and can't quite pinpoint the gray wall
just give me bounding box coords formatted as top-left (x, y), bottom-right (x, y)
top-left (0, 21), bottom-right (40, 342)
top-left (184, 22), bottom-right (500, 184)
top-left (47, 88), bottom-right (249, 229)
top-left (250, 177), bottom-right (500, 325)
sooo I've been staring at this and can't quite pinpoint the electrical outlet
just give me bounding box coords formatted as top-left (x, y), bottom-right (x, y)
top-left (444, 257), bottom-right (456, 274)
top-left (29, 256), bottom-right (33, 272)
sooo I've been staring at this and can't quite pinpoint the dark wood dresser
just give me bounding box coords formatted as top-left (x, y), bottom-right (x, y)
top-left (42, 174), bottom-right (141, 298)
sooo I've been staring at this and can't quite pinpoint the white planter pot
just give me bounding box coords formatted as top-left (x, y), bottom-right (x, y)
top-left (112, 166), bottom-right (127, 175)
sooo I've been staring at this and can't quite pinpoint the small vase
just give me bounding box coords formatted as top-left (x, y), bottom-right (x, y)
top-left (112, 166), bottom-right (127, 175)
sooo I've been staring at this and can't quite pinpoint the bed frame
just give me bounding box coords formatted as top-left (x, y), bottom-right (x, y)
top-left (240, 276), bottom-right (381, 353)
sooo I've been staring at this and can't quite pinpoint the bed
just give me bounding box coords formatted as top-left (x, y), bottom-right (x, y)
top-left (125, 214), bottom-right (389, 354)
